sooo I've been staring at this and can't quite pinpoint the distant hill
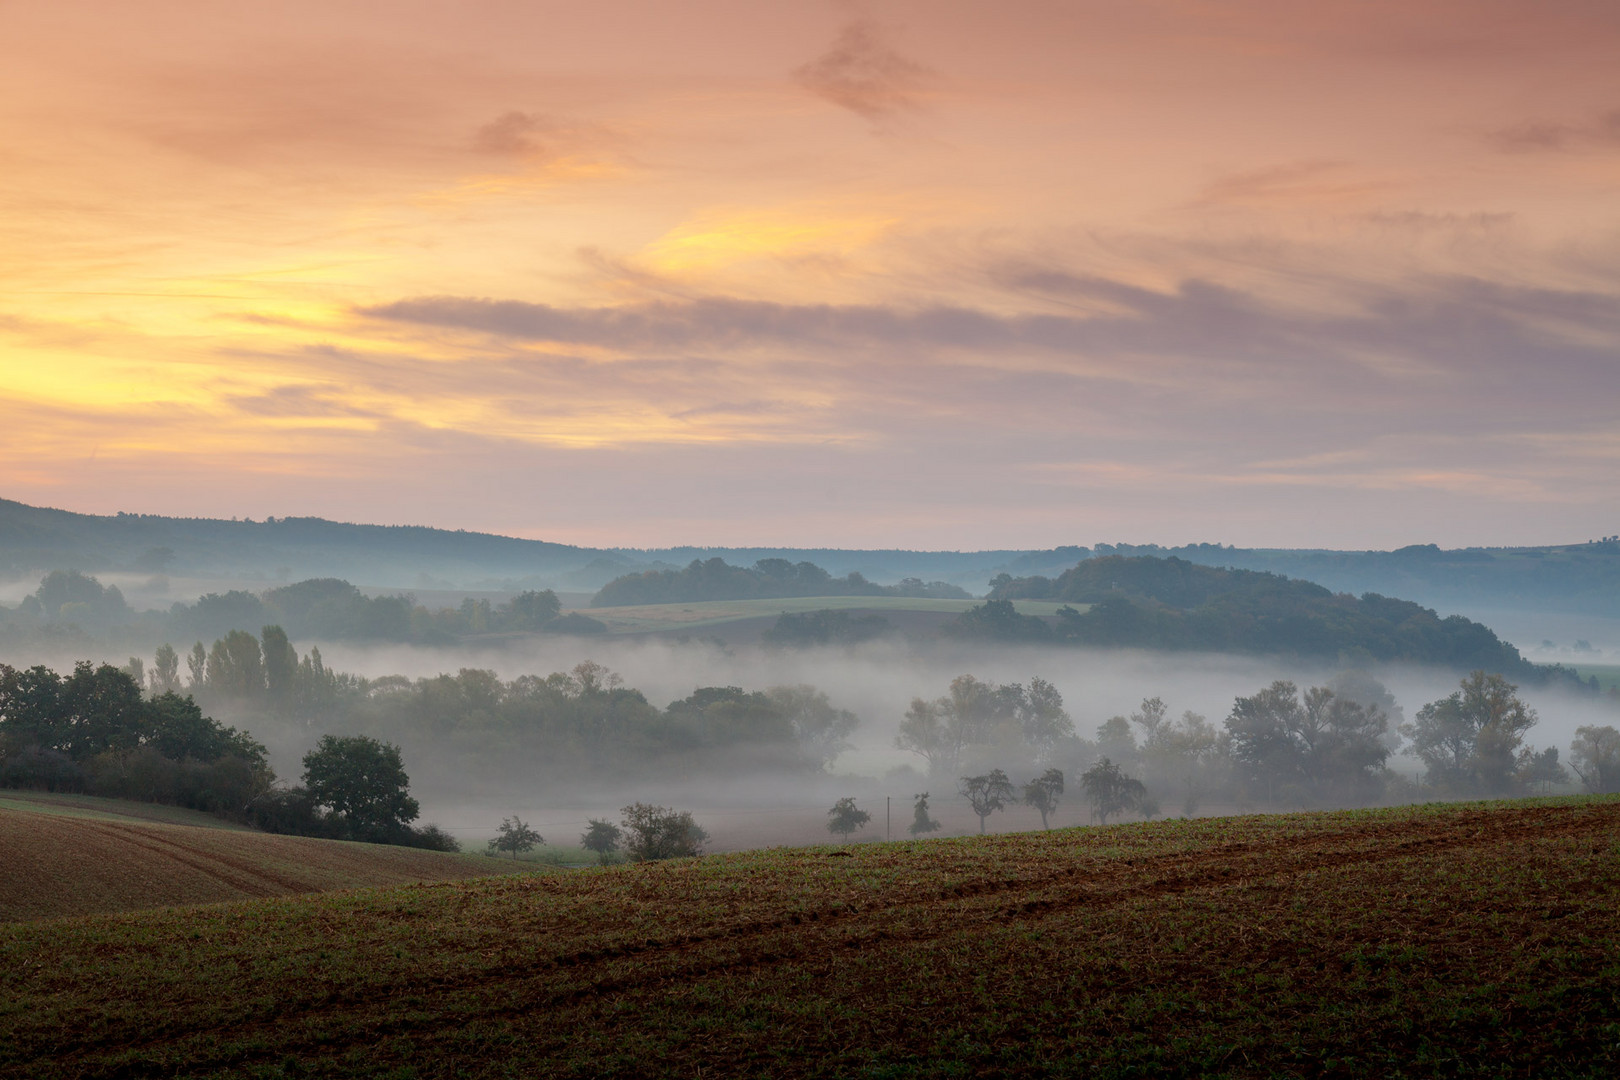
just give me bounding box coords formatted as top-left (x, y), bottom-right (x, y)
top-left (979, 555), bottom-right (1557, 677)
top-left (0, 793), bottom-right (517, 921)
top-left (3, 496), bottom-right (1616, 616)
top-left (1075, 541), bottom-right (1620, 619)
top-left (0, 497), bottom-right (601, 589)
top-left (591, 558), bottom-right (970, 607)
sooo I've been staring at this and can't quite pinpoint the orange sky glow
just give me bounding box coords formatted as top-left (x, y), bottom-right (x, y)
top-left (2, 0), bottom-right (1618, 548)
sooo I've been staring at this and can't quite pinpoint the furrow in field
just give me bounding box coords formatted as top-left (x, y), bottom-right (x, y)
top-left (29, 803), bottom-right (1615, 1076)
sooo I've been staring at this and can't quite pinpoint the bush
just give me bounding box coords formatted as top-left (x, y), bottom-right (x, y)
top-left (620, 802), bottom-right (709, 861)
top-left (404, 823), bottom-right (461, 852)
top-left (0, 744), bottom-right (83, 792)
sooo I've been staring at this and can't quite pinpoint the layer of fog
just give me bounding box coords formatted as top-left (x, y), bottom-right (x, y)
top-left (14, 619), bottom-right (1613, 854)
top-left (273, 635), bottom-right (1614, 851)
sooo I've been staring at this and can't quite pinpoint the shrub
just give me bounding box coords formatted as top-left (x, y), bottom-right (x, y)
top-left (620, 802), bottom-right (708, 861)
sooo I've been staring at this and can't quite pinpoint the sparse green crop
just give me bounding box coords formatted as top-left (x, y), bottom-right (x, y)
top-left (3, 796), bottom-right (1618, 1078)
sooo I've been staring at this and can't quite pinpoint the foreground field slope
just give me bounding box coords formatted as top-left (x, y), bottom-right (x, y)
top-left (4, 798), bottom-right (1617, 1077)
top-left (0, 805), bottom-right (508, 922)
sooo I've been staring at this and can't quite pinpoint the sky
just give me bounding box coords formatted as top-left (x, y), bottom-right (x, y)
top-left (2, 0), bottom-right (1618, 551)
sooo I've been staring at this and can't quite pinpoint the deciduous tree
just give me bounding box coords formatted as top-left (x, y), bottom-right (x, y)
top-left (581, 818), bottom-right (623, 862)
top-left (826, 797), bottom-right (871, 838)
top-left (907, 791), bottom-right (941, 835)
top-left (1570, 725), bottom-right (1620, 794)
top-left (488, 816), bottom-right (543, 860)
top-left (958, 768), bottom-right (1015, 833)
top-left (1022, 768), bottom-right (1065, 829)
top-left (301, 735), bottom-right (420, 840)
top-left (620, 802), bottom-right (708, 861)
top-left (1080, 757), bottom-right (1145, 825)
top-left (1405, 671), bottom-right (1537, 795)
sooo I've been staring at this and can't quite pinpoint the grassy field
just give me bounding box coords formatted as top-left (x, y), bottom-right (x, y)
top-left (1571, 663), bottom-right (1620, 693)
top-left (572, 595), bottom-right (1078, 634)
top-left (0, 801), bottom-right (536, 922)
top-left (3, 796), bottom-right (1617, 1077)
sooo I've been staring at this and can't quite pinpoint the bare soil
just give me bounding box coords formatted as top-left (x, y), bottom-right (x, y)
top-left (0, 809), bottom-right (515, 922)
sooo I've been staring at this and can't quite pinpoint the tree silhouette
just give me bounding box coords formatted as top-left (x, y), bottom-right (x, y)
top-left (1080, 757), bottom-right (1145, 825)
top-left (1022, 768), bottom-right (1065, 829)
top-left (959, 769), bottom-right (1015, 834)
top-left (489, 816), bottom-right (543, 860)
top-left (908, 792), bottom-right (942, 835)
top-left (826, 797), bottom-right (871, 838)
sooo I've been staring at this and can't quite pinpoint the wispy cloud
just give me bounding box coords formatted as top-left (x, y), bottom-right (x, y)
top-left (469, 111), bottom-right (610, 162)
top-left (1487, 111), bottom-right (1620, 152)
top-left (1189, 161), bottom-right (1388, 208)
top-left (793, 21), bottom-right (933, 124)
top-left (356, 270), bottom-right (1620, 396)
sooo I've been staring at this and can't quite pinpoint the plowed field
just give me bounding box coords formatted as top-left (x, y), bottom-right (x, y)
top-left (0, 807), bottom-right (515, 922)
top-left (3, 797), bottom-right (1618, 1078)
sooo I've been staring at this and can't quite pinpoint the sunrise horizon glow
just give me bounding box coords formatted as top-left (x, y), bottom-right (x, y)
top-left (4, 1), bottom-right (1617, 551)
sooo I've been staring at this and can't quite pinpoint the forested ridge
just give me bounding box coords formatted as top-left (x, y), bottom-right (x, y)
top-left (0, 570), bottom-right (564, 645)
top-left (591, 557), bottom-right (969, 607)
top-left (970, 555), bottom-right (1581, 681)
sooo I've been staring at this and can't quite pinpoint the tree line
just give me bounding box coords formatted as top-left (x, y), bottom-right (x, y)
top-left (591, 557), bottom-right (968, 607)
top-left (895, 667), bottom-right (1618, 825)
top-left (101, 626), bottom-right (863, 780)
top-left (0, 570), bottom-right (565, 644)
top-left (964, 556), bottom-right (1571, 679)
top-left (0, 658), bottom-right (454, 848)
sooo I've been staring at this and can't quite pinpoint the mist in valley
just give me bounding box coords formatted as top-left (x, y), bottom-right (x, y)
top-left (76, 626), bottom-right (1617, 856)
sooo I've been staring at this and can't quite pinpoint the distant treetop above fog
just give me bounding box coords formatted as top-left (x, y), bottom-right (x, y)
top-left (975, 555), bottom-right (1567, 681)
top-left (590, 557), bottom-right (969, 607)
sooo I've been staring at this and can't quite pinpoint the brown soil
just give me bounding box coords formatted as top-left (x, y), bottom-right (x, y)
top-left (0, 809), bottom-right (514, 922)
top-left (8, 798), bottom-right (1617, 1079)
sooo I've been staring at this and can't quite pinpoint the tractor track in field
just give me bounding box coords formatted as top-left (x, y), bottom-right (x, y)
top-left (75, 819), bottom-right (316, 897)
top-left (27, 803), bottom-right (1620, 1078)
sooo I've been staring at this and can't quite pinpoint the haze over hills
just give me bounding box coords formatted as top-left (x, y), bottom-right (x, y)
top-left (3, 496), bottom-right (1617, 618)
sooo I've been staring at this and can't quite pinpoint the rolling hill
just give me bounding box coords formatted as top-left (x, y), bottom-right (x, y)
top-left (5, 496), bottom-right (1618, 616)
top-left (0, 793), bottom-right (521, 922)
top-left (2, 797), bottom-right (1616, 1076)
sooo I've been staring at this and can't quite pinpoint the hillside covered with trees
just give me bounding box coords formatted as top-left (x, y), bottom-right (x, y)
top-left (591, 557), bottom-right (968, 607)
top-left (0, 570), bottom-right (564, 646)
top-left (974, 555), bottom-right (1575, 680)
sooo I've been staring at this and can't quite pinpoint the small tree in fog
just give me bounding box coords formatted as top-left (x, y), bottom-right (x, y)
top-left (581, 818), bottom-right (624, 862)
top-left (621, 802), bottom-right (709, 861)
top-left (1080, 758), bottom-right (1145, 825)
top-left (1022, 768), bottom-right (1064, 830)
top-left (1570, 725), bottom-right (1620, 794)
top-left (908, 792), bottom-right (941, 835)
top-left (488, 816), bottom-right (543, 860)
top-left (826, 797), bottom-right (871, 838)
top-left (1405, 671), bottom-right (1536, 796)
top-left (959, 769), bottom-right (1015, 834)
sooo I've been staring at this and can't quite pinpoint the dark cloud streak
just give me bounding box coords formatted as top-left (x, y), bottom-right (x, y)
top-left (358, 273), bottom-right (1620, 405)
top-left (793, 21), bottom-right (932, 123)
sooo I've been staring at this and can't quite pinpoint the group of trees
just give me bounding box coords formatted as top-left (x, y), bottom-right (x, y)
top-left (0, 659), bottom-right (269, 812)
top-left (763, 610), bottom-right (894, 647)
top-left (173, 578), bottom-right (565, 644)
top-left (0, 570), bottom-right (569, 646)
top-left (489, 803), bottom-right (708, 863)
top-left (898, 668), bottom-right (1601, 824)
top-left (120, 624), bottom-right (867, 778)
top-left (591, 557), bottom-right (968, 607)
top-left (895, 674), bottom-right (1076, 779)
top-left (0, 657), bottom-right (451, 848)
top-left (953, 767), bottom-right (1068, 832)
